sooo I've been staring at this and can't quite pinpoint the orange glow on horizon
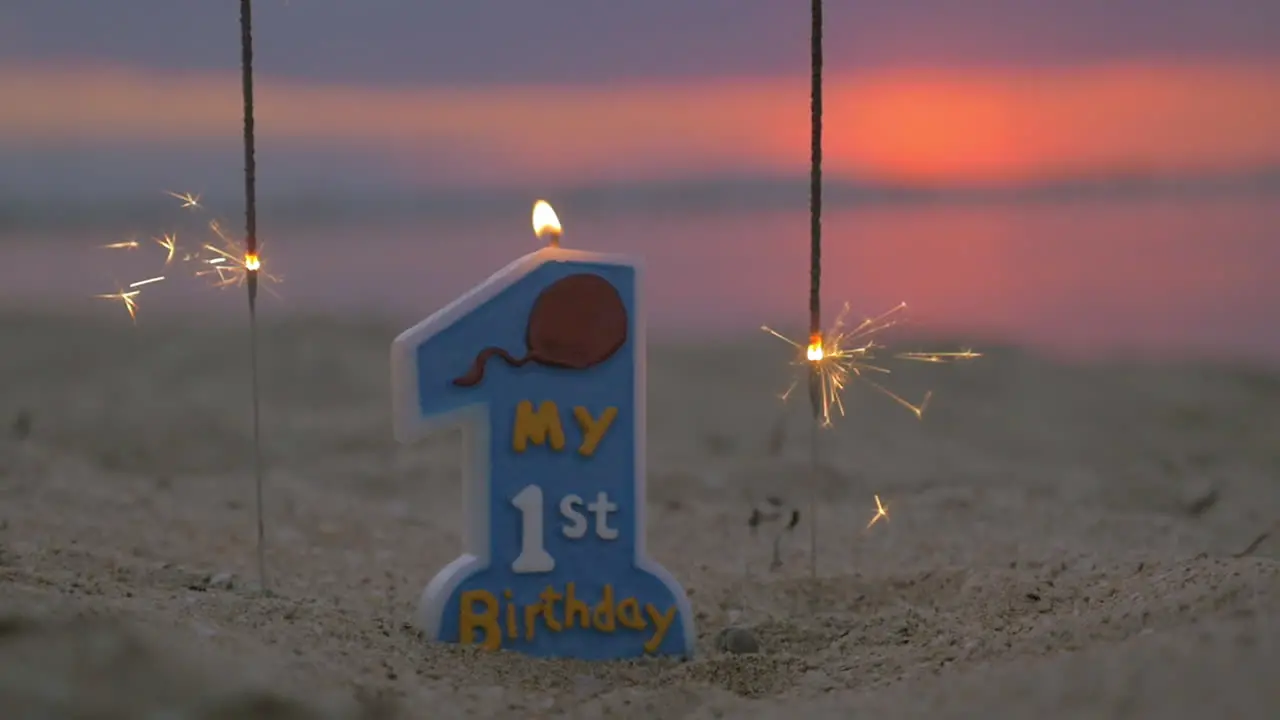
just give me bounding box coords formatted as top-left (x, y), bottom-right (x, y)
top-left (3, 61), bottom-right (1280, 187)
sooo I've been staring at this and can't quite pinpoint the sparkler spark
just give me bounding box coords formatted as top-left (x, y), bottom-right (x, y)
top-left (865, 494), bottom-right (890, 530)
top-left (100, 240), bottom-right (139, 250)
top-left (95, 288), bottom-right (142, 322)
top-left (93, 276), bottom-right (165, 322)
top-left (164, 190), bottom-right (202, 209)
top-left (762, 301), bottom-right (981, 427)
top-left (154, 233), bottom-right (178, 264)
top-left (128, 276), bottom-right (165, 289)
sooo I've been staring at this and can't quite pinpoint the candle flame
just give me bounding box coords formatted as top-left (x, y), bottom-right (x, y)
top-left (532, 199), bottom-right (562, 247)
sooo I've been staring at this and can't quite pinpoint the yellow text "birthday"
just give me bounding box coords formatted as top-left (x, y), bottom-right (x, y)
top-left (460, 583), bottom-right (676, 653)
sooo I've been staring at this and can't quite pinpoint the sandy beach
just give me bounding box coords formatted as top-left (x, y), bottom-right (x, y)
top-left (1, 309), bottom-right (1277, 719)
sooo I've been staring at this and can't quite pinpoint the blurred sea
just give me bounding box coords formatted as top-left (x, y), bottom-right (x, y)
top-left (2, 176), bottom-right (1278, 365)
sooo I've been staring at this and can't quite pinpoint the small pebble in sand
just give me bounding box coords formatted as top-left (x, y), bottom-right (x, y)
top-left (715, 626), bottom-right (761, 654)
top-left (207, 572), bottom-right (235, 590)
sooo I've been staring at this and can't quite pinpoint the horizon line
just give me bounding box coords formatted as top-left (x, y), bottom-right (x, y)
top-left (4, 169), bottom-right (1278, 234)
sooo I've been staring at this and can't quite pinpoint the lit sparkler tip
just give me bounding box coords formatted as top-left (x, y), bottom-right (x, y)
top-left (806, 333), bottom-right (825, 362)
top-left (195, 237), bottom-right (277, 289)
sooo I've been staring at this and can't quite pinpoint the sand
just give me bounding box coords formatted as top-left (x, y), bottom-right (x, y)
top-left (1, 309), bottom-right (1277, 719)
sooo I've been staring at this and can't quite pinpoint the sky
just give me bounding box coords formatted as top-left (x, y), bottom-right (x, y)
top-left (3, 2), bottom-right (1279, 361)
top-left (2, 1), bottom-right (1280, 199)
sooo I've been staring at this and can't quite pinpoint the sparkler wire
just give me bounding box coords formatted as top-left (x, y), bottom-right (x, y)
top-left (809, 0), bottom-right (823, 344)
top-left (806, 0), bottom-right (825, 579)
top-left (240, 0), bottom-right (267, 592)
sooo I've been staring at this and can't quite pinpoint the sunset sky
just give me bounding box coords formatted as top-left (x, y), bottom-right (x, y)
top-left (3, 0), bottom-right (1280, 198)
top-left (2, 2), bottom-right (1279, 360)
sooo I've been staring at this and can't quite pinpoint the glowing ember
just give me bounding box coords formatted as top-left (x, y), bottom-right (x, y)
top-left (806, 335), bottom-right (824, 362)
top-left (199, 219), bottom-right (278, 288)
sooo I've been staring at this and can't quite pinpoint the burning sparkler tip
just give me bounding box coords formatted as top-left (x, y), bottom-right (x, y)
top-left (806, 334), bottom-right (825, 362)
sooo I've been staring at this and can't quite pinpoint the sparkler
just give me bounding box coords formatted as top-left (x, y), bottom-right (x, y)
top-left (803, 0), bottom-right (824, 580)
top-left (92, 0), bottom-right (273, 594)
top-left (776, 0), bottom-right (979, 577)
top-left (240, 0), bottom-right (268, 593)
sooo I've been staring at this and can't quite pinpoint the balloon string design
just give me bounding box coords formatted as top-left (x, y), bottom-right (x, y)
top-left (453, 347), bottom-right (536, 387)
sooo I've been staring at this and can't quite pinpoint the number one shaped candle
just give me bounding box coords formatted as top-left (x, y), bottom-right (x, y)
top-left (390, 201), bottom-right (695, 659)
